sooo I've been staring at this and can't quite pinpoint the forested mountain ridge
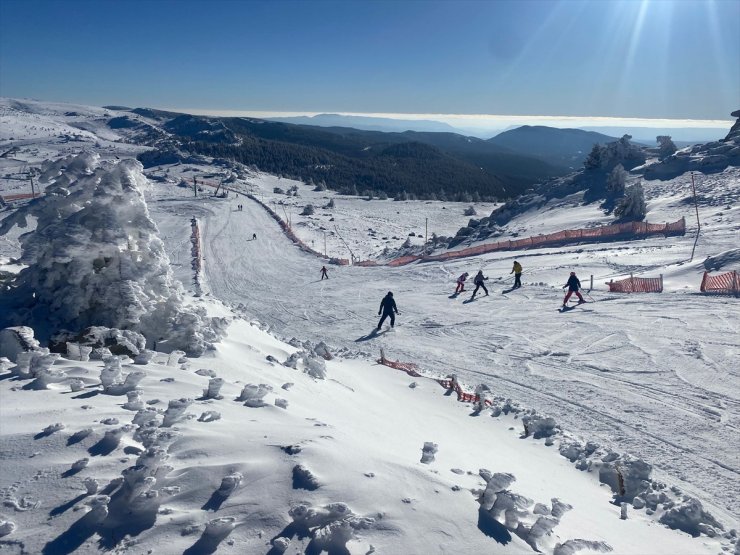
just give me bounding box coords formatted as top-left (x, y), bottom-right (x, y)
top-left (131, 111), bottom-right (571, 201)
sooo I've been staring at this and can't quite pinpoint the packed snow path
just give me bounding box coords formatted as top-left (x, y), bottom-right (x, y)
top-left (187, 195), bottom-right (740, 523)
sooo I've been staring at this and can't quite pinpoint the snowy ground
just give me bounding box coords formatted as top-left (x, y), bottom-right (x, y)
top-left (1, 99), bottom-right (739, 554)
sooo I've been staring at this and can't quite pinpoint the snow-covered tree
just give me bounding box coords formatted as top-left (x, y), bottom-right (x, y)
top-left (464, 206), bottom-right (477, 216)
top-left (301, 204), bottom-right (315, 215)
top-left (606, 164), bottom-right (627, 195)
top-left (584, 135), bottom-right (645, 170)
top-left (0, 153), bottom-right (225, 354)
top-left (614, 183), bottom-right (647, 221)
top-left (656, 135), bottom-right (677, 158)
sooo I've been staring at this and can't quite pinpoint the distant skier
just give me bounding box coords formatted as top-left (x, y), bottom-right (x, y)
top-left (562, 272), bottom-right (585, 306)
top-left (252, 233), bottom-right (257, 240)
top-left (470, 270), bottom-right (489, 299)
top-left (320, 266), bottom-right (329, 280)
top-left (455, 272), bottom-right (469, 294)
top-left (511, 260), bottom-right (523, 289)
top-left (377, 291), bottom-right (399, 331)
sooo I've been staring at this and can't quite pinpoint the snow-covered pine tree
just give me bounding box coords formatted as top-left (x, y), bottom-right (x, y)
top-left (614, 183), bottom-right (647, 221)
top-left (606, 164), bottom-right (627, 195)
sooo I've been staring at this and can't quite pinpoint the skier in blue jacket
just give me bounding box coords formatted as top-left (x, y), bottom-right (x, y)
top-left (562, 272), bottom-right (585, 306)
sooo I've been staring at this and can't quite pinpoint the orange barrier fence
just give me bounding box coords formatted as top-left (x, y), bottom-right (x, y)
top-left (378, 350), bottom-right (492, 406)
top-left (1, 192), bottom-right (37, 203)
top-left (700, 271), bottom-right (739, 295)
top-left (606, 274), bottom-right (663, 293)
top-left (387, 217), bottom-right (687, 267)
top-left (247, 194), bottom-right (330, 260)
top-left (377, 349), bottom-right (422, 377)
top-left (190, 218), bottom-right (203, 293)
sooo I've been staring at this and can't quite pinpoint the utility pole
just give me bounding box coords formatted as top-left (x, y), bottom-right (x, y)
top-left (425, 217), bottom-right (428, 255)
top-left (690, 172), bottom-right (701, 261)
top-left (193, 177), bottom-right (197, 198)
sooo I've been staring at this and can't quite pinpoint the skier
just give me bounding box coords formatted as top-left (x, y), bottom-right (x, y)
top-left (377, 291), bottom-right (399, 331)
top-left (470, 270), bottom-right (489, 299)
top-left (252, 233), bottom-right (257, 240)
top-left (510, 260), bottom-right (523, 289)
top-left (562, 271), bottom-right (585, 306)
top-left (320, 266), bottom-right (329, 280)
top-left (455, 272), bottom-right (469, 294)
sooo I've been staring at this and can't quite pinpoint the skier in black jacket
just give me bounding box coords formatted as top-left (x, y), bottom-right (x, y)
top-left (470, 270), bottom-right (489, 299)
top-left (377, 291), bottom-right (399, 330)
top-left (562, 272), bottom-right (585, 306)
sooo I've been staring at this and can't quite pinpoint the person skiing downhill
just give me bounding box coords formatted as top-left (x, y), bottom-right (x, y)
top-left (470, 270), bottom-right (489, 299)
top-left (455, 272), bottom-right (469, 294)
top-left (562, 272), bottom-right (585, 306)
top-left (320, 266), bottom-right (329, 280)
top-left (511, 261), bottom-right (523, 289)
top-left (377, 291), bottom-right (399, 330)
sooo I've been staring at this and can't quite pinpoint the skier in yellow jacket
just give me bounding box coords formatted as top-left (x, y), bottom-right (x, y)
top-left (511, 261), bottom-right (523, 289)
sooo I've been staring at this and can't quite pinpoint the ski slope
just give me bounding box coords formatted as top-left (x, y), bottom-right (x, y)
top-left (146, 177), bottom-right (740, 527)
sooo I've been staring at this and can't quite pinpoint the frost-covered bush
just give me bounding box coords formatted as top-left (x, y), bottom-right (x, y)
top-left (301, 204), bottom-right (315, 216)
top-left (238, 383), bottom-right (272, 407)
top-left (463, 206), bottom-right (477, 216)
top-left (614, 183), bottom-right (647, 221)
top-left (606, 164), bottom-right (627, 195)
top-left (584, 135), bottom-right (645, 170)
top-left (161, 398), bottom-right (193, 427)
top-left (656, 135), bottom-right (677, 158)
top-left (0, 153), bottom-right (226, 355)
top-left (202, 377), bottom-right (224, 399)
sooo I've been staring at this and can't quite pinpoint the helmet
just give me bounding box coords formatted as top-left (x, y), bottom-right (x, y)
top-left (570, 271), bottom-right (576, 275)
top-left (387, 291), bottom-right (393, 296)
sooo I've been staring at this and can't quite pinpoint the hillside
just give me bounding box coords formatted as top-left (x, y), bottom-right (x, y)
top-left (488, 126), bottom-right (617, 169)
top-left (134, 112), bottom-right (569, 201)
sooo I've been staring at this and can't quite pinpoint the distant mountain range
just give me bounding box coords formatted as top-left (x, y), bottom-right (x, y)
top-left (268, 113), bottom-right (464, 134)
top-left (488, 126), bottom-right (617, 169)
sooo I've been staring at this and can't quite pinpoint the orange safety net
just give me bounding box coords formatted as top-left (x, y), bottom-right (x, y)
top-left (248, 194), bottom-right (329, 260)
top-left (378, 350), bottom-right (492, 406)
top-left (700, 271), bottom-right (739, 295)
top-left (606, 275), bottom-right (663, 293)
top-left (190, 220), bottom-right (202, 274)
top-left (386, 217), bottom-right (686, 267)
top-left (1, 193), bottom-right (37, 202)
top-left (377, 350), bottom-right (422, 377)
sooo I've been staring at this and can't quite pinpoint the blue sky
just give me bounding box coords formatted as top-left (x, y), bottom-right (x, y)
top-left (0, 0), bottom-right (738, 121)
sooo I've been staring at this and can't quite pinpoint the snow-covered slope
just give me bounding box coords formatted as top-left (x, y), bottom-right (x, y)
top-left (1, 99), bottom-right (738, 555)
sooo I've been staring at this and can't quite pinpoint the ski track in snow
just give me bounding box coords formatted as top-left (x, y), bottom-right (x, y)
top-left (175, 193), bottom-right (740, 522)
